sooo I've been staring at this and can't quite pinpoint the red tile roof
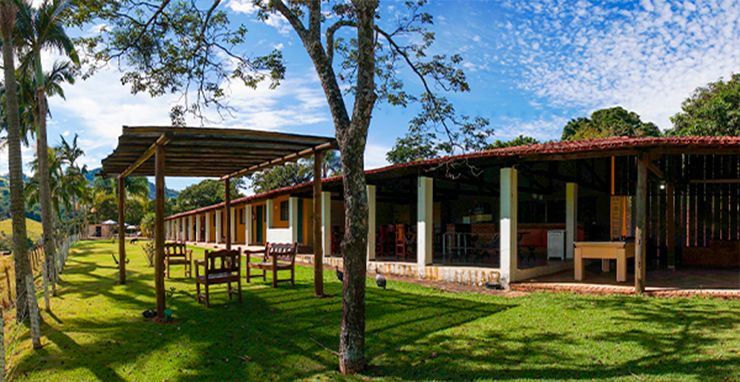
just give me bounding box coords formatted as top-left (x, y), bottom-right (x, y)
top-left (166, 136), bottom-right (740, 220)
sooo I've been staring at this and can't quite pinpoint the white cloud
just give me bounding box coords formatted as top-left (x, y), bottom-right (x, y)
top-left (495, 116), bottom-right (569, 142)
top-left (498, 0), bottom-right (739, 129)
top-left (227, 0), bottom-right (291, 35)
top-left (363, 144), bottom-right (390, 170)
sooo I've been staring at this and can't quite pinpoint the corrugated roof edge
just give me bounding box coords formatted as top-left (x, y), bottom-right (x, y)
top-left (165, 136), bottom-right (740, 220)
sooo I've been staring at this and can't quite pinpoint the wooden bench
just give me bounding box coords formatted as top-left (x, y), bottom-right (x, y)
top-left (164, 242), bottom-right (192, 278)
top-left (195, 248), bottom-right (241, 307)
top-left (245, 242), bottom-right (297, 287)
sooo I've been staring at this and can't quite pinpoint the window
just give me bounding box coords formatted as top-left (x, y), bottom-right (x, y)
top-left (239, 208), bottom-right (244, 224)
top-left (279, 200), bottom-right (289, 221)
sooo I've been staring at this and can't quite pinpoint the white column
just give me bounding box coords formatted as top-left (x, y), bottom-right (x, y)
top-left (245, 204), bottom-right (252, 245)
top-left (321, 191), bottom-right (332, 256)
top-left (230, 207), bottom-right (236, 242)
top-left (266, 199), bottom-right (274, 229)
top-left (205, 211), bottom-right (211, 242)
top-left (189, 216), bottom-right (195, 242)
top-left (195, 214), bottom-right (202, 242)
top-left (500, 167), bottom-right (518, 287)
top-left (367, 185), bottom-right (376, 261)
top-left (178, 218), bottom-right (184, 241)
top-left (215, 210), bottom-right (222, 243)
top-left (289, 196), bottom-right (299, 243)
top-left (417, 176), bottom-right (434, 278)
top-left (565, 182), bottom-right (578, 260)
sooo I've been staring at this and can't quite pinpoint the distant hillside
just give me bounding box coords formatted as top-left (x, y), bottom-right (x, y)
top-left (0, 175), bottom-right (40, 220)
top-left (0, 218), bottom-right (43, 241)
top-left (85, 168), bottom-right (179, 199)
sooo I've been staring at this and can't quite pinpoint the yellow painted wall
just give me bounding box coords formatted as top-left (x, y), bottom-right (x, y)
top-left (271, 195), bottom-right (290, 228)
top-left (235, 205), bottom-right (246, 244)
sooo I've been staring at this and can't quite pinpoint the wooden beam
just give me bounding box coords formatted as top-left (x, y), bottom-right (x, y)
top-left (313, 151), bottom-right (324, 297)
top-left (224, 178), bottom-right (231, 251)
top-left (688, 179), bottom-right (740, 184)
top-left (117, 177), bottom-right (126, 284)
top-left (666, 182), bottom-right (676, 270)
top-left (222, 142), bottom-right (336, 180)
top-left (646, 160), bottom-right (665, 179)
top-left (635, 155), bottom-right (648, 294)
top-left (154, 143), bottom-right (166, 319)
top-left (120, 133), bottom-right (171, 178)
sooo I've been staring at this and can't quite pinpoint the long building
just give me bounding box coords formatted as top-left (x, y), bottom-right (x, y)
top-left (165, 136), bottom-right (740, 288)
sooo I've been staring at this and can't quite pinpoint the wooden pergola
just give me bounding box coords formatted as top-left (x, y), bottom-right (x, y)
top-left (101, 126), bottom-right (337, 318)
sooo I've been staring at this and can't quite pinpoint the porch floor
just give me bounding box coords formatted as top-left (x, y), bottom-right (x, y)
top-left (512, 267), bottom-right (740, 298)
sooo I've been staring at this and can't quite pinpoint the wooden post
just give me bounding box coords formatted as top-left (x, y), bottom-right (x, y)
top-left (635, 155), bottom-right (648, 293)
top-left (665, 180), bottom-right (676, 270)
top-left (117, 177), bottom-right (126, 284)
top-left (224, 178), bottom-right (231, 251)
top-left (154, 144), bottom-right (166, 318)
top-left (313, 151), bottom-right (323, 297)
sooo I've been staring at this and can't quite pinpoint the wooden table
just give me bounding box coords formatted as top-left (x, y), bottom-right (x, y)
top-left (574, 241), bottom-right (635, 282)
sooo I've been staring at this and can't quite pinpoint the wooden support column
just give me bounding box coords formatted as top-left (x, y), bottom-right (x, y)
top-left (635, 155), bottom-right (648, 293)
top-left (117, 177), bottom-right (126, 284)
top-left (666, 182), bottom-right (676, 270)
top-left (565, 182), bottom-right (578, 260)
top-left (224, 178), bottom-right (232, 250)
top-left (154, 144), bottom-right (166, 318)
top-left (313, 151), bottom-right (323, 296)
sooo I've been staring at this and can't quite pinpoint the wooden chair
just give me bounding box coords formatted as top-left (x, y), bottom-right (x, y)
top-left (395, 224), bottom-right (406, 259)
top-left (245, 242), bottom-right (297, 287)
top-left (164, 242), bottom-right (192, 278)
top-left (194, 248), bottom-right (241, 307)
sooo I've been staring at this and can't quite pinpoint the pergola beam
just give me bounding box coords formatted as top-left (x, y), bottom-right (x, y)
top-left (154, 143), bottom-right (166, 319)
top-left (313, 151), bottom-right (323, 297)
top-left (119, 133), bottom-right (171, 178)
top-left (117, 178), bottom-right (126, 284)
top-left (221, 142), bottom-right (336, 180)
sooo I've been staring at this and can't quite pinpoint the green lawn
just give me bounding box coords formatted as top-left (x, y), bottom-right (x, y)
top-left (0, 218), bottom-right (43, 241)
top-left (6, 240), bottom-right (739, 381)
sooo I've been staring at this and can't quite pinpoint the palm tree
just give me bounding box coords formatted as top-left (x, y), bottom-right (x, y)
top-left (0, 0), bottom-right (40, 330)
top-left (15, 0), bottom-right (79, 298)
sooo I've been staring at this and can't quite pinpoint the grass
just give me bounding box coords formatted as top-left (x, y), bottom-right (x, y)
top-left (0, 218), bottom-right (43, 242)
top-left (5, 240), bottom-right (739, 381)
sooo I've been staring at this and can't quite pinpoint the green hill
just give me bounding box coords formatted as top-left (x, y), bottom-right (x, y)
top-left (0, 218), bottom-right (43, 241)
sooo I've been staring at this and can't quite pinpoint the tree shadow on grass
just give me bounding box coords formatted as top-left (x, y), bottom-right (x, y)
top-left (367, 295), bottom-right (739, 381)
top-left (12, 241), bottom-right (513, 381)
top-left (12, 242), bottom-right (739, 381)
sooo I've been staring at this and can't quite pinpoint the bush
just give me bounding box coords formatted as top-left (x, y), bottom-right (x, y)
top-left (140, 212), bottom-right (155, 238)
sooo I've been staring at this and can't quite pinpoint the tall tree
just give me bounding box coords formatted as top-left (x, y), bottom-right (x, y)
top-left (561, 107), bottom-right (661, 141)
top-left (250, 151), bottom-right (341, 193)
top-left (16, 0), bottom-right (79, 302)
top-left (172, 179), bottom-right (243, 214)
top-left (667, 73), bottom-right (739, 136)
top-left (0, 0), bottom-right (38, 324)
top-left (75, 0), bottom-right (483, 373)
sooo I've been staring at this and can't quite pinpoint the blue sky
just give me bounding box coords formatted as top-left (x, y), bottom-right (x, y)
top-left (2, 0), bottom-right (738, 191)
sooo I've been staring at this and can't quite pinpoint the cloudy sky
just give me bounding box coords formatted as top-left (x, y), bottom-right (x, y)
top-left (2, 0), bottom-right (738, 191)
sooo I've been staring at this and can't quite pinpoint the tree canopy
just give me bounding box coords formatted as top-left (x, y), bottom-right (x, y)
top-left (561, 107), bottom-right (661, 141)
top-left (171, 179), bottom-right (243, 214)
top-left (488, 135), bottom-right (540, 149)
top-left (250, 150), bottom-right (340, 193)
top-left (667, 73), bottom-right (739, 136)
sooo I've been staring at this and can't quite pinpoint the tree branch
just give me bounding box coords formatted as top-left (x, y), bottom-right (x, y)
top-left (325, 20), bottom-right (355, 66)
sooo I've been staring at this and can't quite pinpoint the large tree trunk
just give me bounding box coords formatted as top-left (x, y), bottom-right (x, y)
top-left (337, 0), bottom-right (377, 374)
top-left (35, 59), bottom-right (57, 300)
top-left (0, 1), bottom-right (35, 323)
